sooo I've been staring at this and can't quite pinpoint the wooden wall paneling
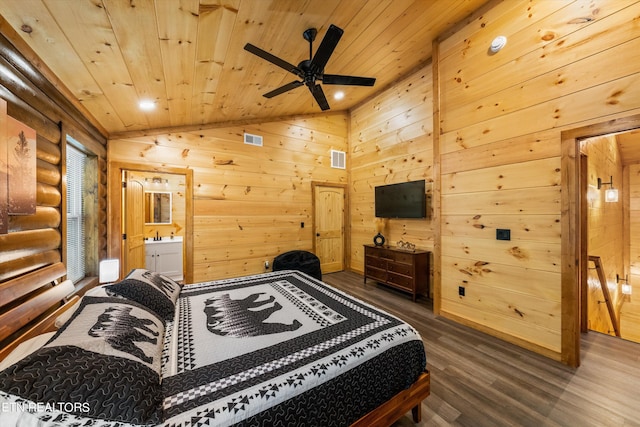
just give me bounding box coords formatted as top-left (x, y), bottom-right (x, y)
top-left (108, 116), bottom-right (347, 282)
top-left (434, 0), bottom-right (640, 365)
top-left (440, 1), bottom-right (634, 128)
top-left (440, 130), bottom-right (561, 175)
top-left (581, 135), bottom-right (624, 336)
top-left (621, 164), bottom-right (640, 341)
top-left (442, 214), bottom-right (561, 242)
top-left (349, 64), bottom-right (434, 278)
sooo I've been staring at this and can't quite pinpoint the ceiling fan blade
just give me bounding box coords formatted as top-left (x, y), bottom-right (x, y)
top-left (263, 80), bottom-right (304, 98)
top-left (310, 24), bottom-right (343, 72)
top-left (244, 43), bottom-right (302, 77)
top-left (309, 84), bottom-right (330, 111)
top-left (322, 74), bottom-right (376, 86)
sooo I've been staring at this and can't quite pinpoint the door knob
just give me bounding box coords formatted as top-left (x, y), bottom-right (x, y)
top-left (316, 233), bottom-right (320, 237)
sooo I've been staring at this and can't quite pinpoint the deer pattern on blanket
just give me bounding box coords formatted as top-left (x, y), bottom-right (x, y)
top-left (88, 306), bottom-right (160, 364)
top-left (204, 293), bottom-right (302, 337)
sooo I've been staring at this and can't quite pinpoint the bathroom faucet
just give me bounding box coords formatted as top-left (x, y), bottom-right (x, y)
top-left (155, 231), bottom-right (160, 241)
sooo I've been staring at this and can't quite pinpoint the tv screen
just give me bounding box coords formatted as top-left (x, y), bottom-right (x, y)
top-left (375, 180), bottom-right (426, 219)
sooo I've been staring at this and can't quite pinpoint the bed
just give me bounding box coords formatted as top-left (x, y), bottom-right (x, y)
top-left (0, 265), bottom-right (430, 426)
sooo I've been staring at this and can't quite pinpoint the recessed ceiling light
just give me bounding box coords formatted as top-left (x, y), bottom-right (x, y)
top-left (334, 91), bottom-right (345, 100)
top-left (139, 100), bottom-right (156, 111)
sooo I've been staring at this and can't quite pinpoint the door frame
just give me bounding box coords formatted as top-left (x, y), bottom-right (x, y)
top-left (108, 161), bottom-right (194, 283)
top-left (561, 113), bottom-right (640, 367)
top-left (311, 181), bottom-right (349, 272)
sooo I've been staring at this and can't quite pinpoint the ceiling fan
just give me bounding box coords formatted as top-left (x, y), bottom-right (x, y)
top-left (244, 24), bottom-right (376, 111)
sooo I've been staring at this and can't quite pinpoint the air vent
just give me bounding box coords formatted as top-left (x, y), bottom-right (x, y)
top-left (244, 132), bottom-right (263, 147)
top-left (331, 150), bottom-right (346, 169)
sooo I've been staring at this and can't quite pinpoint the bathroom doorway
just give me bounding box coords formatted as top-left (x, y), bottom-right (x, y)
top-left (108, 161), bottom-right (194, 283)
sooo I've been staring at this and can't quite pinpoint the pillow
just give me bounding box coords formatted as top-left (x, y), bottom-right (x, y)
top-left (0, 296), bottom-right (165, 425)
top-left (105, 268), bottom-right (181, 321)
top-left (0, 332), bottom-right (56, 372)
top-left (53, 285), bottom-right (112, 329)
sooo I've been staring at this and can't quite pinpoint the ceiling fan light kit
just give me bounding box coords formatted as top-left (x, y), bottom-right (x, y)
top-left (244, 24), bottom-right (376, 111)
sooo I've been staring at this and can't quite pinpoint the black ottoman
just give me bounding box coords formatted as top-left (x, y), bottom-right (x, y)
top-left (273, 250), bottom-right (322, 280)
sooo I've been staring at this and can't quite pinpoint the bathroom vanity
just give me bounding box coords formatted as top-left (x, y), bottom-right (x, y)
top-left (145, 236), bottom-right (183, 282)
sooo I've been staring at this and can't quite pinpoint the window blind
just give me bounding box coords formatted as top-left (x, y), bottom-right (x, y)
top-left (66, 144), bottom-right (86, 282)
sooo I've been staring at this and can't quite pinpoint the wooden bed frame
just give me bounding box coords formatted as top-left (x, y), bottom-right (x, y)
top-left (0, 264), bottom-right (430, 426)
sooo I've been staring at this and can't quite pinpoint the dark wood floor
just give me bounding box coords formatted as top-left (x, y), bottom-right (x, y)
top-left (322, 271), bottom-right (640, 427)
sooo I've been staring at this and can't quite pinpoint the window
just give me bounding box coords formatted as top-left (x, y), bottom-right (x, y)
top-left (66, 137), bottom-right (98, 283)
top-left (66, 144), bottom-right (86, 282)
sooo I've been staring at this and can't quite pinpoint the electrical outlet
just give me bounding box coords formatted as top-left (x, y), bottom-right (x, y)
top-left (458, 286), bottom-right (465, 297)
top-left (264, 260), bottom-right (270, 270)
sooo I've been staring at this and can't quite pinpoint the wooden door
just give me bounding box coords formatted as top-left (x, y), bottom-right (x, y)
top-left (123, 171), bottom-right (145, 274)
top-left (314, 184), bottom-right (345, 273)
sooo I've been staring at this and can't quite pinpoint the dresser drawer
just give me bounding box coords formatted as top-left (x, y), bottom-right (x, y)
top-left (388, 262), bottom-right (412, 276)
top-left (363, 244), bottom-right (430, 302)
top-left (365, 267), bottom-right (387, 282)
top-left (392, 252), bottom-right (414, 264)
top-left (365, 255), bottom-right (387, 270)
top-left (387, 272), bottom-right (413, 291)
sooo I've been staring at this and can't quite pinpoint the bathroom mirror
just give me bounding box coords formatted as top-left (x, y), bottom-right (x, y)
top-left (144, 191), bottom-right (172, 224)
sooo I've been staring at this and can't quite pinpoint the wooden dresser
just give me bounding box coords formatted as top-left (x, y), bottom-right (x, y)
top-left (363, 244), bottom-right (430, 301)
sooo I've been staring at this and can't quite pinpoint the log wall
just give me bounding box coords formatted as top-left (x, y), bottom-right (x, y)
top-left (108, 114), bottom-right (348, 283)
top-left (349, 67), bottom-right (435, 274)
top-left (0, 31), bottom-right (106, 344)
top-left (435, 0), bottom-right (640, 359)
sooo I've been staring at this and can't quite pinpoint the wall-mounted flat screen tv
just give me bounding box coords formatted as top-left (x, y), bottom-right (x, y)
top-left (375, 180), bottom-right (426, 219)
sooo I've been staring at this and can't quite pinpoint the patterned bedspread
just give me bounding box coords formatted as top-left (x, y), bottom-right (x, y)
top-left (162, 270), bottom-right (427, 426)
top-left (0, 270), bottom-right (426, 427)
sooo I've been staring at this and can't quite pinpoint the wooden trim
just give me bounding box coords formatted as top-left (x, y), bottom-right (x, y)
top-left (108, 161), bottom-right (194, 284)
top-left (109, 110), bottom-right (348, 140)
top-left (0, 295), bottom-right (79, 363)
top-left (351, 371), bottom-right (430, 427)
top-left (560, 113), bottom-right (640, 367)
top-left (580, 153), bottom-right (588, 333)
top-left (431, 37), bottom-right (442, 315)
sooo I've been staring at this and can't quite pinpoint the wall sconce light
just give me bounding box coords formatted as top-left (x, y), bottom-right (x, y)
top-left (618, 274), bottom-right (632, 295)
top-left (144, 177), bottom-right (169, 187)
top-left (597, 176), bottom-right (618, 202)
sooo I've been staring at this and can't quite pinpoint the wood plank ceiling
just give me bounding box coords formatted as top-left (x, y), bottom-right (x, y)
top-left (0, 0), bottom-right (488, 137)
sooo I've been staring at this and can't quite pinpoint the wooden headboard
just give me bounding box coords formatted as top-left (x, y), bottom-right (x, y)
top-left (0, 262), bottom-right (78, 361)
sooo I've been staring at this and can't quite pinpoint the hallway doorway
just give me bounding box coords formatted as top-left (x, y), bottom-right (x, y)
top-left (562, 114), bottom-right (640, 366)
